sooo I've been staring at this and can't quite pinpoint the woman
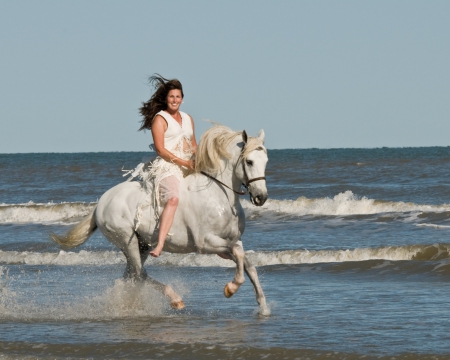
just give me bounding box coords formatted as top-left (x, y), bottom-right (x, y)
top-left (139, 75), bottom-right (197, 257)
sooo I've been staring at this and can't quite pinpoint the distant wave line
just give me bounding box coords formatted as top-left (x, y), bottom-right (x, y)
top-left (1, 244), bottom-right (449, 266)
top-left (416, 223), bottom-right (450, 229)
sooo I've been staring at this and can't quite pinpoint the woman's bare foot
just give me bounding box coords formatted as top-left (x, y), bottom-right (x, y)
top-left (150, 245), bottom-right (163, 258)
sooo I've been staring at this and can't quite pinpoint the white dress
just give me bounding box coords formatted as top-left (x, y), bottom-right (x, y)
top-left (142, 110), bottom-right (194, 213)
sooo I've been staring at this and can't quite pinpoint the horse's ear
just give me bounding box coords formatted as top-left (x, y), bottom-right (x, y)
top-left (258, 129), bottom-right (265, 143)
top-left (242, 130), bottom-right (248, 143)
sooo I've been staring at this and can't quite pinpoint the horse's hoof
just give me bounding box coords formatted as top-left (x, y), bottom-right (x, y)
top-left (258, 306), bottom-right (271, 317)
top-left (224, 283), bottom-right (234, 298)
top-left (171, 301), bottom-right (185, 310)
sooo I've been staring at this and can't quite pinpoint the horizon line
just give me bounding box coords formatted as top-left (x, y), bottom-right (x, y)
top-left (1, 145), bottom-right (450, 155)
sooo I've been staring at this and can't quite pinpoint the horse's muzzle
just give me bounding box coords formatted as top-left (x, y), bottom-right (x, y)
top-left (250, 192), bottom-right (267, 206)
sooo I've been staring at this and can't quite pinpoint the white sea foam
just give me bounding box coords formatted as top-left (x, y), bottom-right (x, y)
top-left (0, 245), bottom-right (439, 267)
top-left (0, 202), bottom-right (95, 224)
top-left (1, 191), bottom-right (449, 225)
top-left (416, 223), bottom-right (450, 229)
top-left (246, 246), bottom-right (423, 266)
top-left (242, 190), bottom-right (450, 217)
top-left (0, 250), bottom-right (125, 266)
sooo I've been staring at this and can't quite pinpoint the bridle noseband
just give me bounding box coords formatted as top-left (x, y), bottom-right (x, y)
top-left (201, 145), bottom-right (266, 196)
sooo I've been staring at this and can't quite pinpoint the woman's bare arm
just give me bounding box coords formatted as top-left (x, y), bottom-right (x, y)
top-left (189, 115), bottom-right (197, 154)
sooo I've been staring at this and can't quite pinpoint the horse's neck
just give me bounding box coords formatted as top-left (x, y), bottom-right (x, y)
top-left (215, 157), bottom-right (242, 198)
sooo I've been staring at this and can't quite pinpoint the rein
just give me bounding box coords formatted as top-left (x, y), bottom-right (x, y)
top-left (200, 147), bottom-right (266, 196)
top-left (201, 171), bottom-right (246, 195)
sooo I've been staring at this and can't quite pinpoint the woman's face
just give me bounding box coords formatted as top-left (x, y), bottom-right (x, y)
top-left (166, 89), bottom-right (183, 113)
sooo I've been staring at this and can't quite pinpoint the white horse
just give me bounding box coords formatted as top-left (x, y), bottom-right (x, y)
top-left (51, 125), bottom-right (270, 315)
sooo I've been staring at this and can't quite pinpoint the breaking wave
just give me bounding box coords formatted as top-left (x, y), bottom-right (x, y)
top-left (2, 191), bottom-right (450, 225)
top-left (242, 190), bottom-right (450, 218)
top-left (0, 201), bottom-right (96, 224)
top-left (2, 243), bottom-right (450, 267)
top-left (416, 223), bottom-right (450, 229)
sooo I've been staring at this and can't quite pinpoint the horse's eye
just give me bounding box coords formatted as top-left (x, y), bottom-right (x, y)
top-left (246, 160), bottom-right (253, 166)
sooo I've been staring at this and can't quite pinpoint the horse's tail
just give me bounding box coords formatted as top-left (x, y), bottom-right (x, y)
top-left (50, 207), bottom-right (98, 249)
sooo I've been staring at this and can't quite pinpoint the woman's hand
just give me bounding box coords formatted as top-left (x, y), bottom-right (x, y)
top-left (185, 159), bottom-right (195, 170)
top-left (170, 157), bottom-right (194, 170)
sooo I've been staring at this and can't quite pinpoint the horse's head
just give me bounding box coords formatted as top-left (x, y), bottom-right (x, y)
top-left (195, 124), bottom-right (268, 205)
top-left (239, 129), bottom-right (268, 206)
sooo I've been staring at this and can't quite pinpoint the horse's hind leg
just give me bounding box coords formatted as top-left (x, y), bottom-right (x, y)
top-left (224, 241), bottom-right (246, 298)
top-left (244, 256), bottom-right (270, 316)
top-left (136, 232), bottom-right (150, 266)
top-left (122, 232), bottom-right (148, 281)
top-left (124, 233), bottom-right (184, 309)
top-left (144, 277), bottom-right (185, 309)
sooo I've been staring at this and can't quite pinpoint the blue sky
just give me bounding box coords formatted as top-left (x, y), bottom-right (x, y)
top-left (1, 0), bottom-right (449, 153)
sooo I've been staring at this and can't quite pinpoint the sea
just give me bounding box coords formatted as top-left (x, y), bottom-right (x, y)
top-left (1, 147), bottom-right (450, 359)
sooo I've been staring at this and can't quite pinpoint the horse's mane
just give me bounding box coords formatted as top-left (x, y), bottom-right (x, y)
top-left (195, 125), bottom-right (266, 175)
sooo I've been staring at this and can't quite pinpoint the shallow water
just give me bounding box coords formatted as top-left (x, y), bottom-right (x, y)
top-left (1, 148), bottom-right (450, 359)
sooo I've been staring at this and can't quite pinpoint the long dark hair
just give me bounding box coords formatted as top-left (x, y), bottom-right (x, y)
top-left (139, 74), bottom-right (184, 131)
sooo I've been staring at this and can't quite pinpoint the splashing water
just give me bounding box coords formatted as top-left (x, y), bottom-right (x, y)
top-left (0, 274), bottom-right (180, 321)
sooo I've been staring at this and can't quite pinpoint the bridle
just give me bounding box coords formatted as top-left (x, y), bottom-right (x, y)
top-left (201, 145), bottom-right (266, 196)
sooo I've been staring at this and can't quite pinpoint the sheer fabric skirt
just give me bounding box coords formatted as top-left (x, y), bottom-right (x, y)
top-left (158, 175), bottom-right (180, 205)
top-left (145, 154), bottom-right (192, 213)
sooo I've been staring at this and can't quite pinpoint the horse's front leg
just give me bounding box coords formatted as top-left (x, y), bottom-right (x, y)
top-left (203, 235), bottom-right (245, 298)
top-left (244, 255), bottom-right (270, 316)
top-left (222, 240), bottom-right (270, 315)
top-left (224, 241), bottom-right (245, 298)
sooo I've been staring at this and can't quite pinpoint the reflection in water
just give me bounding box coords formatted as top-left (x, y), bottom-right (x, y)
top-left (115, 317), bottom-right (256, 346)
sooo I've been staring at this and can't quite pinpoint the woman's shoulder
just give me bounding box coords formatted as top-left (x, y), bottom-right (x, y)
top-left (152, 114), bottom-right (168, 130)
top-left (156, 110), bottom-right (169, 120)
top-left (179, 111), bottom-right (191, 119)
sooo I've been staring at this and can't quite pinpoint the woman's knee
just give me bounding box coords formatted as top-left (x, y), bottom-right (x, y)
top-left (166, 196), bottom-right (179, 207)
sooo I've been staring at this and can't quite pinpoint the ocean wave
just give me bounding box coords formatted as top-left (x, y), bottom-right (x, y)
top-left (2, 191), bottom-right (449, 225)
top-left (2, 244), bottom-right (450, 267)
top-left (416, 223), bottom-right (450, 229)
top-left (0, 201), bottom-right (96, 224)
top-left (242, 190), bottom-right (450, 217)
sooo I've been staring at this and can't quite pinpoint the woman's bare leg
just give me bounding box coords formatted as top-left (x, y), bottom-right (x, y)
top-left (150, 196), bottom-right (179, 257)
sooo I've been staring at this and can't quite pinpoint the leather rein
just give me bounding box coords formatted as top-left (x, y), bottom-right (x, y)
top-left (200, 150), bottom-right (266, 196)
